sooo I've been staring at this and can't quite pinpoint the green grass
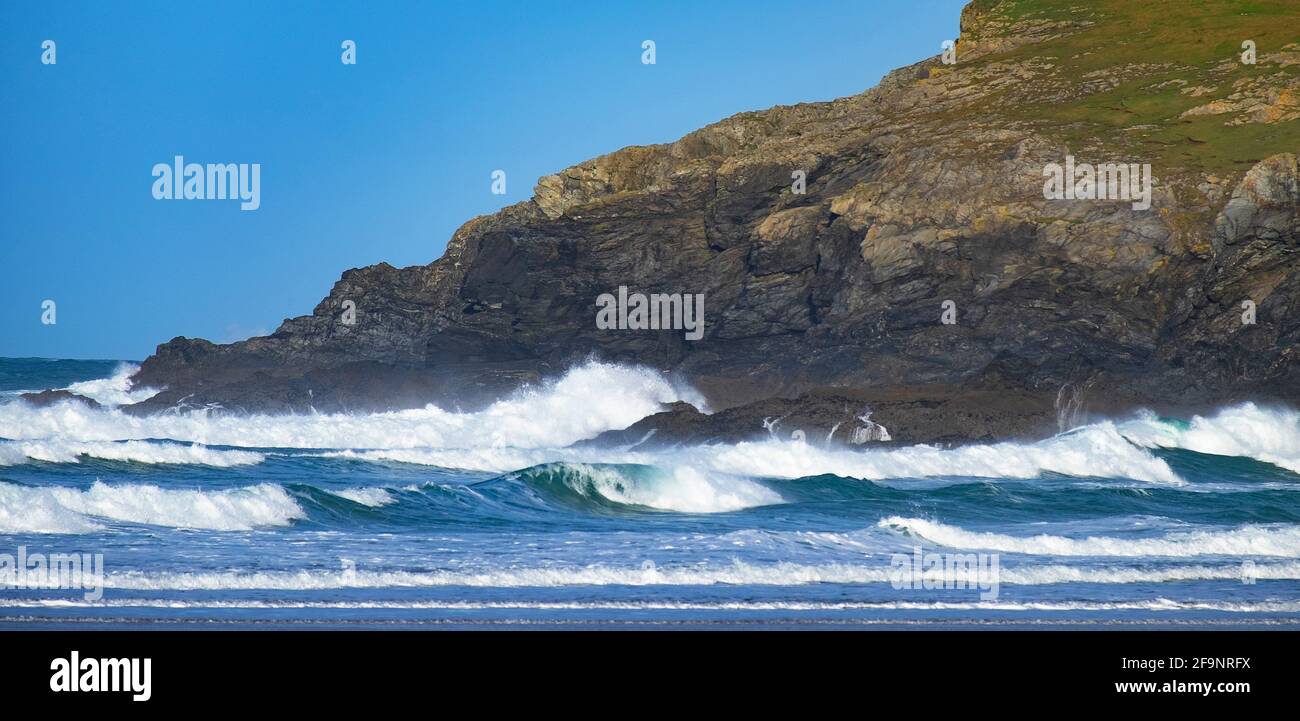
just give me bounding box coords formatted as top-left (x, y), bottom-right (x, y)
top-left (950, 0), bottom-right (1300, 176)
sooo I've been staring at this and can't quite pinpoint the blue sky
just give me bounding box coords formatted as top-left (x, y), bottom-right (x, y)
top-left (0, 0), bottom-right (966, 360)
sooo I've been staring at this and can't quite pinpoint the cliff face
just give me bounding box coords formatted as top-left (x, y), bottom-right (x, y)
top-left (128, 0), bottom-right (1300, 440)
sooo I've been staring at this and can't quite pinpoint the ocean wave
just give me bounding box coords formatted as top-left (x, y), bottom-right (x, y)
top-left (55, 559), bottom-right (1300, 591)
top-left (0, 484), bottom-right (105, 534)
top-left (0, 444), bottom-right (27, 466)
top-left (5, 598), bottom-right (1300, 614)
top-left (4, 361), bottom-right (1294, 490)
top-left (321, 447), bottom-right (566, 472)
top-left (689, 422), bottom-right (1182, 485)
top-left (0, 361), bottom-right (699, 451)
top-left (0, 439), bottom-right (263, 467)
top-left (322, 420), bottom-right (1180, 488)
top-left (879, 517), bottom-right (1300, 557)
top-left (0, 481), bottom-right (304, 533)
top-left (331, 488), bottom-right (396, 507)
top-left (62, 363), bottom-right (160, 407)
top-left (1121, 404), bottom-right (1300, 475)
top-left (329, 422), bottom-right (1182, 486)
top-left (505, 463), bottom-right (783, 513)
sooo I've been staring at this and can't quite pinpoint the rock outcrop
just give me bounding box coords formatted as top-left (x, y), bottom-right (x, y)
top-left (576, 386), bottom-right (1058, 448)
top-left (19, 390), bottom-right (102, 409)
top-left (121, 0), bottom-right (1300, 443)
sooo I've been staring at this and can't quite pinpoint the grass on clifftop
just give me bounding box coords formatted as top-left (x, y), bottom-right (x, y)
top-left (965, 0), bottom-right (1300, 175)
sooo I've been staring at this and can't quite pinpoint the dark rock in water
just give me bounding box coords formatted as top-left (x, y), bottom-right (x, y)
top-left (123, 1), bottom-right (1300, 442)
top-left (574, 402), bottom-right (714, 449)
top-left (577, 385), bottom-right (1058, 448)
top-left (19, 390), bottom-right (102, 409)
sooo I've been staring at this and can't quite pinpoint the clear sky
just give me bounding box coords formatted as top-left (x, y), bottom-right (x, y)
top-left (1, 0), bottom-right (967, 361)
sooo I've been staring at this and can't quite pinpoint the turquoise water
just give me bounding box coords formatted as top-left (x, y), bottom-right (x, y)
top-left (1, 357), bottom-right (1298, 627)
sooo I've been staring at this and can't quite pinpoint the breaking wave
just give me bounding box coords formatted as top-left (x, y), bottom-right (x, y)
top-left (0, 439), bottom-right (263, 467)
top-left (0, 481), bottom-right (305, 533)
top-left (2, 362), bottom-right (1296, 489)
top-left (1121, 404), bottom-right (1300, 475)
top-left (331, 487), bottom-right (396, 507)
top-left (325, 422), bottom-right (1183, 486)
top-left (0, 361), bottom-right (700, 451)
top-left (63, 559), bottom-right (1300, 591)
top-left (683, 422), bottom-right (1183, 484)
top-left (503, 463), bottom-right (783, 513)
top-left (3, 359), bottom-right (1297, 625)
top-left (7, 599), bottom-right (1300, 614)
top-left (879, 517), bottom-right (1300, 557)
top-left (62, 362), bottom-right (161, 406)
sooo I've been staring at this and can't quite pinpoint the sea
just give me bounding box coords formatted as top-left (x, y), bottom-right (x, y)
top-left (1, 357), bottom-right (1298, 629)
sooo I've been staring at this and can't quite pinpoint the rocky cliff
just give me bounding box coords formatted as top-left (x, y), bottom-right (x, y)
top-left (124, 0), bottom-right (1300, 443)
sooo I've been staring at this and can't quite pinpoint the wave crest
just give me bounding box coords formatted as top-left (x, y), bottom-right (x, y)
top-left (320, 422), bottom-right (1183, 486)
top-left (505, 463), bottom-right (783, 513)
top-left (62, 363), bottom-right (160, 406)
top-left (77, 558), bottom-right (1300, 591)
top-left (0, 481), bottom-right (304, 533)
top-left (879, 516), bottom-right (1300, 557)
top-left (0, 439), bottom-right (263, 467)
top-left (0, 361), bottom-right (696, 452)
top-left (1122, 404), bottom-right (1300, 475)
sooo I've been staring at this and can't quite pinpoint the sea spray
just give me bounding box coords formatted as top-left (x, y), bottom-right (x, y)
top-left (0, 361), bottom-right (700, 450)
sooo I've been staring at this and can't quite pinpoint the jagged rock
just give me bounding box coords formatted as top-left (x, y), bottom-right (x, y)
top-left (1217, 153), bottom-right (1299, 247)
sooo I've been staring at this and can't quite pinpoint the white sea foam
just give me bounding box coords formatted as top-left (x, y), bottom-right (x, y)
top-left (548, 463), bottom-right (783, 513)
top-left (323, 422), bottom-right (1182, 486)
top-left (322, 447), bottom-right (568, 472)
top-left (0, 439), bottom-right (263, 467)
top-left (0, 445), bottom-right (27, 466)
top-left (0, 484), bottom-right (106, 534)
top-left (0, 597), bottom-right (1295, 616)
top-left (3, 361), bottom-right (1294, 486)
top-left (685, 422), bottom-right (1183, 485)
top-left (1121, 403), bottom-right (1300, 475)
top-left (879, 517), bottom-right (1300, 557)
top-left (52, 558), bottom-right (1300, 591)
top-left (328, 458), bottom-right (781, 513)
top-left (0, 481), bottom-right (304, 533)
top-left (5, 598), bottom-right (1300, 614)
top-left (332, 488), bottom-right (396, 507)
top-left (0, 361), bottom-right (698, 451)
top-left (64, 363), bottom-right (160, 407)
